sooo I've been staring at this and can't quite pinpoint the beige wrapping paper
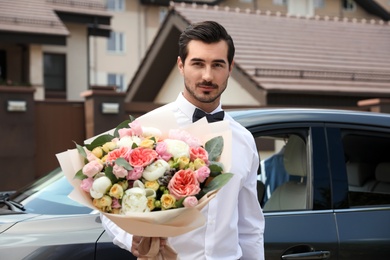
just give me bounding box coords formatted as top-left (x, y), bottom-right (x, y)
top-left (56, 110), bottom-right (232, 258)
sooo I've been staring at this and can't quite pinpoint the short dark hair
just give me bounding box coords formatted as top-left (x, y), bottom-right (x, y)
top-left (178, 21), bottom-right (235, 66)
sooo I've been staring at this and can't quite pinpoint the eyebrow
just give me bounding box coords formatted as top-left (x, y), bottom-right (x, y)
top-left (190, 58), bottom-right (227, 64)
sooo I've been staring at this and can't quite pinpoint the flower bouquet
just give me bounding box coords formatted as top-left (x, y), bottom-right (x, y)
top-left (56, 110), bottom-right (233, 259)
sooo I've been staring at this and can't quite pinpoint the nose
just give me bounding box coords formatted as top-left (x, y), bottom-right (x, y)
top-left (202, 66), bottom-right (213, 82)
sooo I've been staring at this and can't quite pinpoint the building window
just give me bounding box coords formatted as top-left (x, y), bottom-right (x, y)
top-left (44, 53), bottom-right (66, 98)
top-left (313, 0), bottom-right (324, 8)
top-left (343, 0), bottom-right (355, 11)
top-left (106, 0), bottom-right (125, 11)
top-left (107, 31), bottom-right (125, 53)
top-left (273, 0), bottom-right (287, 5)
top-left (108, 73), bottom-right (125, 91)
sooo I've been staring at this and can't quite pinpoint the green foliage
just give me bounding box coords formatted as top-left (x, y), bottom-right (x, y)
top-left (205, 136), bottom-right (223, 161)
top-left (115, 158), bottom-right (133, 171)
top-left (74, 169), bottom-right (87, 180)
top-left (202, 173), bottom-right (233, 194)
top-left (85, 134), bottom-right (114, 151)
top-left (74, 141), bottom-right (87, 158)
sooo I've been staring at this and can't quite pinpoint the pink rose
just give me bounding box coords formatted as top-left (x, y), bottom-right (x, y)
top-left (127, 167), bottom-right (144, 180)
top-left (106, 146), bottom-right (130, 163)
top-left (86, 151), bottom-right (99, 162)
top-left (129, 120), bottom-right (143, 136)
top-left (190, 147), bottom-right (209, 164)
top-left (168, 169), bottom-right (200, 199)
top-left (168, 129), bottom-right (201, 147)
top-left (113, 164), bottom-right (128, 179)
top-left (80, 177), bottom-right (94, 192)
top-left (129, 147), bottom-right (158, 167)
top-left (82, 160), bottom-right (103, 178)
top-left (183, 196), bottom-right (198, 208)
top-left (155, 141), bottom-right (172, 161)
top-left (195, 166), bottom-right (210, 183)
top-left (112, 198), bottom-right (121, 209)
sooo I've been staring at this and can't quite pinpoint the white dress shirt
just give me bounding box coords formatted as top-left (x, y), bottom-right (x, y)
top-left (101, 93), bottom-right (265, 260)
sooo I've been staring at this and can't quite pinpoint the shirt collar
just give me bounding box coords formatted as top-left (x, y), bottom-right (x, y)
top-left (175, 92), bottom-right (223, 119)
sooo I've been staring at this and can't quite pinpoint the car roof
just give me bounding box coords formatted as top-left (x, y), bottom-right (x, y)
top-left (228, 108), bottom-right (390, 128)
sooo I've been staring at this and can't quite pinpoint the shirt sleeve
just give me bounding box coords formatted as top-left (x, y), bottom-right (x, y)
top-left (100, 213), bottom-right (133, 251)
top-left (238, 145), bottom-right (265, 260)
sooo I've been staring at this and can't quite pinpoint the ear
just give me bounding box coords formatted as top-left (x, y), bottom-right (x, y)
top-left (177, 56), bottom-right (184, 75)
top-left (229, 59), bottom-right (235, 74)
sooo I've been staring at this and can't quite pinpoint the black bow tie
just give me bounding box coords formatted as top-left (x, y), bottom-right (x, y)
top-left (192, 108), bottom-right (225, 123)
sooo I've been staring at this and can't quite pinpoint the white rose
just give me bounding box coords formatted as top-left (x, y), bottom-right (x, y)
top-left (164, 139), bottom-right (190, 159)
top-left (121, 187), bottom-right (150, 214)
top-left (141, 127), bottom-right (162, 138)
top-left (117, 136), bottom-right (141, 148)
top-left (142, 159), bottom-right (170, 181)
top-left (90, 176), bottom-right (112, 199)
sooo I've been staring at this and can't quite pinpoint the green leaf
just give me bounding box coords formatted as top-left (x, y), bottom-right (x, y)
top-left (205, 136), bottom-right (223, 161)
top-left (202, 173), bottom-right (233, 194)
top-left (74, 169), bottom-right (87, 180)
top-left (115, 158), bottom-right (133, 170)
top-left (104, 166), bottom-right (118, 183)
top-left (85, 134), bottom-right (114, 151)
top-left (74, 141), bottom-right (87, 158)
top-left (113, 119), bottom-right (131, 138)
top-left (175, 197), bottom-right (185, 208)
top-left (208, 161), bottom-right (224, 177)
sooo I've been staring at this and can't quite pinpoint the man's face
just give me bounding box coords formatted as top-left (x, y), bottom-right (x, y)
top-left (178, 40), bottom-right (233, 112)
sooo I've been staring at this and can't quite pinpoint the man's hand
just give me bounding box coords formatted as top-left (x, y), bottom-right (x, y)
top-left (131, 236), bottom-right (167, 257)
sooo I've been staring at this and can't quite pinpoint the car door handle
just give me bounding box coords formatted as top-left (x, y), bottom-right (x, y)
top-left (282, 251), bottom-right (330, 260)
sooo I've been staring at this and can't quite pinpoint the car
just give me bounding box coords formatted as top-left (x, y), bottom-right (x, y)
top-left (1, 108), bottom-right (390, 259)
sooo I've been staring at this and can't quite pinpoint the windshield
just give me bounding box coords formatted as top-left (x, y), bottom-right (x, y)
top-left (10, 168), bottom-right (93, 215)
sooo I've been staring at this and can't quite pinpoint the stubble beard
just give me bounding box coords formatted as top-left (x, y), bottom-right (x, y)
top-left (184, 79), bottom-right (228, 104)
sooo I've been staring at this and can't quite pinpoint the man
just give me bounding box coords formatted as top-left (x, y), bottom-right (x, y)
top-left (102, 20), bottom-right (264, 260)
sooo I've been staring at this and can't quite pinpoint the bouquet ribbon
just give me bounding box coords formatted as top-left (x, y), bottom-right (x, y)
top-left (138, 237), bottom-right (177, 260)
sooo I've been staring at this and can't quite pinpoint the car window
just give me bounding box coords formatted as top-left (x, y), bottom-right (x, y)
top-left (254, 128), bottom-right (310, 211)
top-left (341, 130), bottom-right (390, 207)
top-left (14, 170), bottom-right (93, 215)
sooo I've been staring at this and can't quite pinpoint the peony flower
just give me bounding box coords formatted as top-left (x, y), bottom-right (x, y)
top-left (168, 169), bottom-right (200, 199)
top-left (82, 160), bottom-right (103, 178)
top-left (129, 120), bottom-right (143, 136)
top-left (102, 141), bottom-right (117, 153)
top-left (190, 147), bottom-right (209, 164)
top-left (193, 158), bottom-right (206, 170)
top-left (106, 146), bottom-right (130, 164)
top-left (139, 138), bottom-right (155, 149)
top-left (112, 164), bottom-right (128, 179)
top-left (141, 126), bottom-right (162, 139)
top-left (147, 197), bottom-right (156, 211)
top-left (93, 195), bottom-right (112, 212)
top-left (109, 183), bottom-right (124, 199)
top-left (91, 147), bottom-right (104, 158)
top-left (177, 156), bottom-right (190, 169)
top-left (121, 187), bottom-right (150, 214)
top-left (168, 129), bottom-right (201, 147)
top-left (164, 139), bottom-right (190, 159)
top-left (142, 159), bottom-right (170, 181)
top-left (80, 177), bottom-right (94, 192)
top-left (127, 166), bottom-right (143, 180)
top-left (90, 176), bottom-right (112, 199)
top-left (195, 166), bottom-right (211, 183)
top-left (160, 194), bottom-right (176, 210)
top-left (117, 136), bottom-right (142, 148)
top-left (129, 147), bottom-right (158, 167)
top-left (144, 180), bottom-right (160, 191)
top-left (155, 141), bottom-right (172, 161)
top-left (183, 196), bottom-right (198, 208)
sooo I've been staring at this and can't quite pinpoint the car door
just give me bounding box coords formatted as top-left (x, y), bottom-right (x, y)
top-left (250, 123), bottom-right (338, 260)
top-left (326, 125), bottom-right (390, 259)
